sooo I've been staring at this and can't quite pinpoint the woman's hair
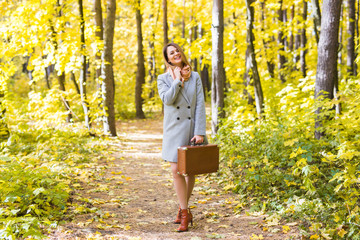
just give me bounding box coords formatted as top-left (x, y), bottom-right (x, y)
top-left (162, 43), bottom-right (192, 70)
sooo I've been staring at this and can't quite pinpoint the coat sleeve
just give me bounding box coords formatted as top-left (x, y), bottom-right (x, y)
top-left (157, 74), bottom-right (183, 105)
top-left (194, 72), bottom-right (206, 136)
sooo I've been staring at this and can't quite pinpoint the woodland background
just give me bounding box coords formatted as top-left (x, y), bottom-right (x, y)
top-left (1, 0), bottom-right (360, 239)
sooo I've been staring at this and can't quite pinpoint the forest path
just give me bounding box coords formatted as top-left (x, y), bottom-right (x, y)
top-left (49, 117), bottom-right (300, 240)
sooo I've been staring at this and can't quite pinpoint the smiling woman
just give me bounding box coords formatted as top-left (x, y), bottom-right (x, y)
top-left (157, 43), bottom-right (207, 232)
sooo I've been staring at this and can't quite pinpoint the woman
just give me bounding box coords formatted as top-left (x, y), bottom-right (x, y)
top-left (157, 43), bottom-right (207, 232)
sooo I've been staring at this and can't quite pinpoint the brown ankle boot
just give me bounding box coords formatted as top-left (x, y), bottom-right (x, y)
top-left (174, 207), bottom-right (193, 225)
top-left (174, 207), bottom-right (181, 224)
top-left (188, 208), bottom-right (193, 226)
top-left (177, 209), bottom-right (192, 232)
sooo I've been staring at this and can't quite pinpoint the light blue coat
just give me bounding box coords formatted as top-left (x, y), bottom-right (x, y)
top-left (157, 71), bottom-right (207, 162)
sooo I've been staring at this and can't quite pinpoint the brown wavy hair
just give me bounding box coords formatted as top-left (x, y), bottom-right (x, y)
top-left (162, 43), bottom-right (192, 70)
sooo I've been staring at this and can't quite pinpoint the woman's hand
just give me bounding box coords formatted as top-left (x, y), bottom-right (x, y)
top-left (174, 67), bottom-right (182, 80)
top-left (191, 135), bottom-right (204, 144)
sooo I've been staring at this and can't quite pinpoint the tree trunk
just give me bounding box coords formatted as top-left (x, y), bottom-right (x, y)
top-left (246, 0), bottom-right (264, 118)
top-left (211, 0), bottom-right (225, 135)
top-left (283, 9), bottom-right (288, 51)
top-left (50, 16), bottom-right (72, 123)
top-left (356, 0), bottom-right (359, 74)
top-left (244, 48), bottom-right (254, 105)
top-left (347, 0), bottom-right (356, 75)
top-left (294, 5), bottom-right (301, 66)
top-left (314, 0), bottom-right (342, 139)
top-left (300, 0), bottom-right (307, 77)
top-left (200, 63), bottom-right (210, 100)
top-left (289, 5), bottom-right (295, 52)
top-left (261, 0), bottom-right (275, 78)
top-left (57, 0), bottom-right (72, 122)
top-left (163, 0), bottom-right (168, 45)
top-left (0, 91), bottom-right (9, 140)
top-left (45, 67), bottom-right (51, 89)
top-left (70, 72), bottom-right (80, 94)
top-left (78, 0), bottom-right (91, 129)
top-left (148, 0), bottom-right (159, 99)
top-left (193, 20), bottom-right (198, 72)
top-left (312, 0), bottom-right (321, 43)
top-left (233, 12), bottom-right (238, 54)
top-left (94, 0), bottom-right (104, 83)
top-left (135, 0), bottom-right (146, 119)
top-left (277, 0), bottom-right (286, 83)
top-left (199, 24), bottom-right (210, 100)
top-left (338, 5), bottom-right (344, 71)
top-left (102, 0), bottom-right (117, 136)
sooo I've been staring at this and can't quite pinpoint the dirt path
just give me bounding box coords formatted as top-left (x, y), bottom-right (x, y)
top-left (49, 118), bottom-right (300, 240)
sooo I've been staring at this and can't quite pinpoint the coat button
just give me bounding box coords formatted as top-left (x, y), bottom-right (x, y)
top-left (187, 106), bottom-right (190, 109)
top-left (177, 106), bottom-right (180, 109)
top-left (177, 117), bottom-right (180, 120)
top-left (179, 84), bottom-right (182, 87)
top-left (188, 117), bottom-right (191, 120)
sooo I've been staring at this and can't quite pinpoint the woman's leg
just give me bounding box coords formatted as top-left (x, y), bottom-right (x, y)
top-left (170, 162), bottom-right (188, 209)
top-left (185, 175), bottom-right (195, 203)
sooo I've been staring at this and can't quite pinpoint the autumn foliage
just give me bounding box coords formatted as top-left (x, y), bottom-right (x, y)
top-left (1, 0), bottom-right (360, 239)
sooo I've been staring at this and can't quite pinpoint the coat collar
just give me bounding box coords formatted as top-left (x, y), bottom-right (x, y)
top-left (165, 72), bottom-right (195, 105)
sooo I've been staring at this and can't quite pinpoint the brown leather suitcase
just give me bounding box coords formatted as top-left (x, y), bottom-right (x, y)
top-left (177, 144), bottom-right (219, 176)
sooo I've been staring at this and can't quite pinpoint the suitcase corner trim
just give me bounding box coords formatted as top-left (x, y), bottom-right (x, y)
top-left (178, 146), bottom-right (188, 151)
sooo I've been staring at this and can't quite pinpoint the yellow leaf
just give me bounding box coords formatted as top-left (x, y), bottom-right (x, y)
top-left (125, 224), bottom-right (131, 230)
top-left (284, 138), bottom-right (298, 146)
top-left (310, 234), bottom-right (320, 239)
top-left (338, 228), bottom-right (347, 238)
top-left (250, 234), bottom-right (264, 240)
top-left (282, 225), bottom-right (290, 233)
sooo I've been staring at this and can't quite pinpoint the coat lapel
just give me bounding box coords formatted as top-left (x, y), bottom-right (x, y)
top-left (166, 71), bottom-right (194, 105)
top-left (182, 73), bottom-right (195, 104)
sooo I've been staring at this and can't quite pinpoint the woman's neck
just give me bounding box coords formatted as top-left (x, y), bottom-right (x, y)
top-left (173, 62), bottom-right (183, 68)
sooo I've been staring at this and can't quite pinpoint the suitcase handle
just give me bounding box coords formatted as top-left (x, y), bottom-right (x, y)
top-left (190, 140), bottom-right (205, 146)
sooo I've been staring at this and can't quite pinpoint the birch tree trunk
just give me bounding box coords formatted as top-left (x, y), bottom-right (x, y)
top-left (94, 0), bottom-right (104, 83)
top-left (245, 0), bottom-right (264, 118)
top-left (135, 0), bottom-right (146, 119)
top-left (50, 2), bottom-right (72, 123)
top-left (211, 0), bottom-right (225, 135)
top-left (78, 0), bottom-right (90, 129)
top-left (102, 0), bottom-right (117, 136)
top-left (148, 0), bottom-right (158, 99)
top-left (315, 0), bottom-right (342, 139)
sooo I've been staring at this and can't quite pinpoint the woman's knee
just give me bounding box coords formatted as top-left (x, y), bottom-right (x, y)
top-left (170, 163), bottom-right (179, 177)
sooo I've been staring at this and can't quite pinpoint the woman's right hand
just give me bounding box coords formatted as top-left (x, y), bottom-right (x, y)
top-left (174, 67), bottom-right (182, 80)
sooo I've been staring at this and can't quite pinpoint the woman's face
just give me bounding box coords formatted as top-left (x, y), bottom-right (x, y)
top-left (167, 46), bottom-right (182, 67)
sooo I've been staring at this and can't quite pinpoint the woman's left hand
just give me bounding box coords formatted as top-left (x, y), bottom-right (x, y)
top-left (191, 135), bottom-right (204, 144)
